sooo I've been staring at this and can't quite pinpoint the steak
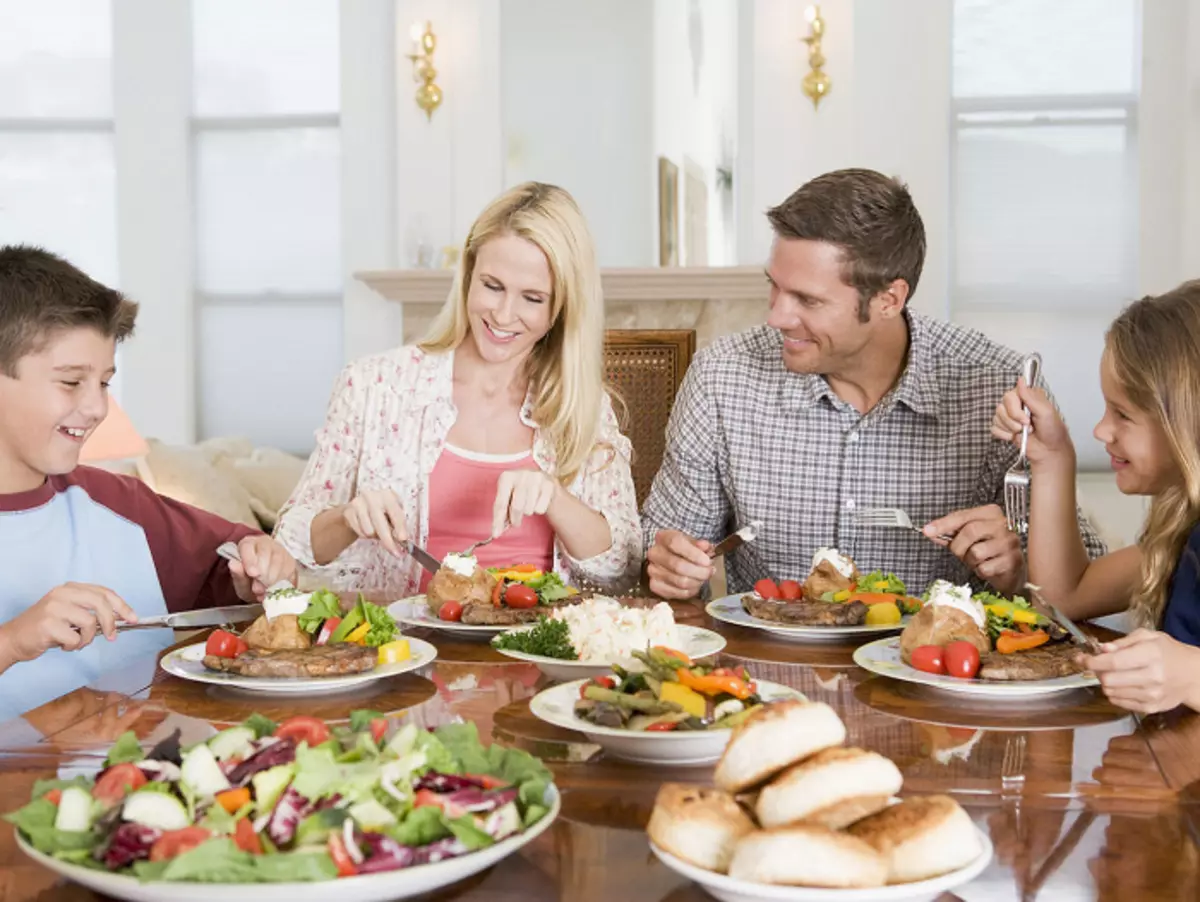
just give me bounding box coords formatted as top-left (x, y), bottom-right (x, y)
top-left (978, 642), bottom-right (1086, 681)
top-left (742, 595), bottom-right (868, 626)
top-left (459, 596), bottom-right (584, 626)
top-left (203, 643), bottom-right (378, 678)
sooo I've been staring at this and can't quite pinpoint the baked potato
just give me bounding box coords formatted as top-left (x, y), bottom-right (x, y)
top-left (803, 558), bottom-right (858, 600)
top-left (426, 565), bottom-right (497, 615)
top-left (241, 613), bottom-right (312, 650)
top-left (898, 605), bottom-right (989, 664)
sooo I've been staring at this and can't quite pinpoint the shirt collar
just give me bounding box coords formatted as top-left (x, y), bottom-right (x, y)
top-left (776, 311), bottom-right (942, 419)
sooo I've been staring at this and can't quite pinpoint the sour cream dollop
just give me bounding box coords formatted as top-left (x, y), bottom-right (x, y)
top-left (925, 579), bottom-right (986, 628)
top-left (263, 590), bottom-right (311, 621)
top-left (811, 547), bottom-right (855, 579)
top-left (442, 552), bottom-right (478, 578)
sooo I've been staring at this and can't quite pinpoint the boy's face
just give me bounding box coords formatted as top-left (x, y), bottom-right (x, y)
top-left (0, 327), bottom-right (116, 492)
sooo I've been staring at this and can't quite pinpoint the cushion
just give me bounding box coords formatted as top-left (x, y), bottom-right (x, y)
top-left (231, 448), bottom-right (308, 529)
top-left (141, 439), bottom-right (260, 529)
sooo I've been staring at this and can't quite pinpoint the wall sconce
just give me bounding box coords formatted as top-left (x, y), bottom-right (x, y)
top-left (802, 5), bottom-right (831, 109)
top-left (406, 21), bottom-right (443, 120)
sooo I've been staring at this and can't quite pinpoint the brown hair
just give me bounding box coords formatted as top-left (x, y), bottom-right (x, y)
top-left (1105, 280), bottom-right (1200, 628)
top-left (767, 168), bottom-right (926, 321)
top-left (0, 245), bottom-right (138, 377)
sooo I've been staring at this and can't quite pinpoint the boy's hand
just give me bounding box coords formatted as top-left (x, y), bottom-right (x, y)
top-left (0, 583), bottom-right (137, 665)
top-left (228, 535), bottom-right (299, 602)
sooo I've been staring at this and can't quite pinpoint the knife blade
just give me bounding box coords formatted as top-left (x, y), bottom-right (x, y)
top-left (1023, 583), bottom-right (1101, 654)
top-left (708, 520), bottom-right (765, 559)
top-left (116, 604), bottom-right (265, 631)
top-left (407, 541), bottom-right (442, 575)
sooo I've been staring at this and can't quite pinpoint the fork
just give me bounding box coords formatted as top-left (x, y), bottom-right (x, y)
top-left (460, 535), bottom-right (497, 556)
top-left (854, 508), bottom-right (953, 542)
top-left (1004, 353), bottom-right (1042, 535)
top-left (1001, 734), bottom-right (1027, 837)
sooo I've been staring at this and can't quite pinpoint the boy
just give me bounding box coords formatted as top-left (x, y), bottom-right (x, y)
top-left (0, 245), bottom-right (298, 720)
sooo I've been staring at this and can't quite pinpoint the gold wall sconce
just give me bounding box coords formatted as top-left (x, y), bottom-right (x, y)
top-left (802, 5), bottom-right (831, 109)
top-left (406, 21), bottom-right (443, 120)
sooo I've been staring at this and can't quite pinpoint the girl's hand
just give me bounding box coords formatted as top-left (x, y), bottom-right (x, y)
top-left (342, 488), bottom-right (409, 557)
top-left (1081, 628), bottom-right (1200, 713)
top-left (990, 378), bottom-right (1075, 467)
top-left (492, 470), bottom-right (561, 537)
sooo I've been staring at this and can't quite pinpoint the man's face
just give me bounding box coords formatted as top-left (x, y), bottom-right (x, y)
top-left (0, 327), bottom-right (115, 492)
top-left (765, 237), bottom-right (881, 375)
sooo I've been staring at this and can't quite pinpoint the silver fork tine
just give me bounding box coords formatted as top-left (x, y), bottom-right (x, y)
top-left (1003, 354), bottom-right (1041, 535)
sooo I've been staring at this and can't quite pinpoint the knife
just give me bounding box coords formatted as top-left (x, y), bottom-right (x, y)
top-left (708, 520), bottom-right (765, 558)
top-left (116, 604), bottom-right (265, 631)
top-left (406, 541), bottom-right (442, 575)
top-left (1023, 583), bottom-right (1101, 654)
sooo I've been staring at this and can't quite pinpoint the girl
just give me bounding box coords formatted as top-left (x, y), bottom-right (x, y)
top-left (991, 280), bottom-right (1200, 713)
top-left (276, 182), bottom-right (641, 597)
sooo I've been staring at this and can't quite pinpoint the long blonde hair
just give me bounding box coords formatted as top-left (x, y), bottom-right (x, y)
top-left (1106, 280), bottom-right (1200, 627)
top-left (419, 182), bottom-right (609, 484)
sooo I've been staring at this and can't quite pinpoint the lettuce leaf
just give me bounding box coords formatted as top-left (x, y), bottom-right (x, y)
top-left (4, 796), bottom-right (98, 856)
top-left (132, 838), bottom-right (258, 883)
top-left (445, 814), bottom-right (494, 850)
top-left (526, 571), bottom-right (572, 603)
top-left (390, 805), bottom-right (450, 845)
top-left (433, 723), bottom-right (551, 822)
top-left (296, 589), bottom-right (343, 634)
top-left (348, 709), bottom-right (385, 733)
top-left (104, 731), bottom-right (145, 766)
top-left (252, 850), bottom-right (338, 882)
top-left (413, 730), bottom-right (461, 776)
top-left (854, 570), bottom-right (906, 595)
top-left (360, 598), bottom-right (399, 647)
top-left (241, 713), bottom-right (277, 739)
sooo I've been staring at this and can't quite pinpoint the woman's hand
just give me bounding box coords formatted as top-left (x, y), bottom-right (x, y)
top-left (492, 470), bottom-right (561, 537)
top-left (341, 488), bottom-right (409, 557)
top-left (227, 535), bottom-right (299, 601)
top-left (1081, 629), bottom-right (1200, 713)
top-left (990, 378), bottom-right (1075, 469)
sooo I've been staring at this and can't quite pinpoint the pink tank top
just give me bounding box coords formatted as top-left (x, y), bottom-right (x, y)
top-left (422, 443), bottom-right (556, 592)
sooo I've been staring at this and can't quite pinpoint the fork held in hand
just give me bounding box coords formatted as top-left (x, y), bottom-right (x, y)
top-left (1004, 353), bottom-right (1042, 535)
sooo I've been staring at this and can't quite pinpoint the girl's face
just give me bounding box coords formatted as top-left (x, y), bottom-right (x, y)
top-left (464, 234), bottom-right (554, 367)
top-left (1094, 353), bottom-right (1181, 495)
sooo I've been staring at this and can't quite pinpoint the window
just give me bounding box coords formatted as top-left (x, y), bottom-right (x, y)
top-left (191, 0), bottom-right (343, 453)
top-left (0, 0), bottom-right (117, 287)
top-left (951, 0), bottom-right (1140, 310)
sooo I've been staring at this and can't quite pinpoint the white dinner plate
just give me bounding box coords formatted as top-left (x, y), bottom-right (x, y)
top-left (493, 624), bottom-right (727, 682)
top-left (530, 678), bottom-right (805, 765)
top-left (159, 637), bottom-right (438, 695)
top-left (706, 595), bottom-right (909, 641)
top-left (650, 825), bottom-right (993, 902)
top-left (853, 636), bottom-right (1100, 698)
top-left (388, 596), bottom-right (512, 637)
top-left (16, 785), bottom-right (559, 902)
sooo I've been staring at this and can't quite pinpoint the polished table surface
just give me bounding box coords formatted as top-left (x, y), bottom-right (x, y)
top-left (2, 598), bottom-right (1199, 902)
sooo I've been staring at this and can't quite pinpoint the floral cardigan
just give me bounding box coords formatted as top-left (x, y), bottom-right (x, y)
top-left (275, 345), bottom-right (643, 597)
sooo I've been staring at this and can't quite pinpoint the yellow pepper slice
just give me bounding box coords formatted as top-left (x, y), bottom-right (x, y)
top-left (1011, 609), bottom-right (1040, 625)
top-left (832, 589), bottom-right (851, 602)
top-left (345, 622), bottom-right (371, 645)
top-left (378, 639), bottom-right (411, 664)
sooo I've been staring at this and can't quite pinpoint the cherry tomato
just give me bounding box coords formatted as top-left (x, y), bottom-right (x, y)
top-left (233, 816), bottom-right (263, 855)
top-left (149, 827), bottom-right (212, 862)
top-left (579, 675), bottom-right (615, 698)
top-left (646, 721), bottom-right (679, 732)
top-left (327, 833), bottom-right (358, 877)
top-left (234, 637), bottom-right (249, 656)
top-left (438, 601), bottom-right (463, 622)
top-left (43, 789), bottom-right (62, 805)
top-left (413, 789), bottom-right (443, 809)
top-left (943, 640), bottom-right (981, 679)
top-left (92, 762), bottom-right (147, 805)
top-left (910, 645), bottom-right (947, 676)
top-left (754, 579), bottom-right (781, 600)
top-left (204, 629), bottom-right (242, 659)
top-left (464, 773), bottom-right (509, 790)
top-left (779, 580), bottom-right (803, 601)
top-left (369, 717), bottom-right (388, 745)
top-left (274, 715), bottom-right (331, 746)
top-left (504, 584), bottom-right (539, 609)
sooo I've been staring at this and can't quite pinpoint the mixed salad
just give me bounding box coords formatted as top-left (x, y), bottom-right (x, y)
top-left (486, 566), bottom-right (575, 608)
top-left (5, 712), bottom-right (553, 883)
top-left (574, 649), bottom-right (764, 732)
top-left (294, 590), bottom-right (400, 648)
top-left (752, 570), bottom-right (922, 626)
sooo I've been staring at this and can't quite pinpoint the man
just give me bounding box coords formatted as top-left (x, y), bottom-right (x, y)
top-left (643, 169), bottom-right (1104, 600)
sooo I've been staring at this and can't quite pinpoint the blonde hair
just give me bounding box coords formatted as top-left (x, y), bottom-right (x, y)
top-left (419, 182), bottom-right (610, 484)
top-left (1106, 280), bottom-right (1200, 627)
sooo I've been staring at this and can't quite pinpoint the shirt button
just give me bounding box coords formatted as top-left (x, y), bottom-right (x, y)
top-left (848, 431), bottom-right (860, 444)
top-left (844, 498), bottom-right (856, 511)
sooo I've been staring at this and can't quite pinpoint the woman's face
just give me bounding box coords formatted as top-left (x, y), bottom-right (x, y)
top-left (1093, 352), bottom-right (1180, 495)
top-left (465, 234), bottom-right (554, 366)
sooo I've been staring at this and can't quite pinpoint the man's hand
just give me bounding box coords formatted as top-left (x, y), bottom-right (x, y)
top-left (1082, 629), bottom-right (1200, 714)
top-left (0, 583), bottom-right (138, 669)
top-left (646, 530), bottom-right (714, 599)
top-left (923, 504), bottom-right (1024, 594)
top-left (228, 535), bottom-right (299, 602)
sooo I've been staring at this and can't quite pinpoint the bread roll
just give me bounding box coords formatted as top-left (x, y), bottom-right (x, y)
top-left (755, 747), bottom-right (903, 829)
top-left (714, 701), bottom-right (846, 793)
top-left (647, 784), bottom-right (755, 873)
top-left (847, 794), bottom-right (983, 884)
top-left (728, 826), bottom-right (887, 888)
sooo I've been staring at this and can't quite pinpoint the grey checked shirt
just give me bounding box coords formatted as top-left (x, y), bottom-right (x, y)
top-left (642, 313), bottom-right (1107, 595)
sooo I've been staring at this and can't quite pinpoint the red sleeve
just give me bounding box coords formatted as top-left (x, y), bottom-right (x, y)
top-left (67, 467), bottom-right (260, 612)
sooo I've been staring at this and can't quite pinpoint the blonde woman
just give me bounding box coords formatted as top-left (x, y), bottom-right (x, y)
top-left (990, 280), bottom-right (1200, 713)
top-left (276, 182), bottom-right (640, 597)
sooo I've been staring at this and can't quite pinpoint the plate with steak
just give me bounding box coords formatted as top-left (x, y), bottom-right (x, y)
top-left (704, 594), bottom-right (908, 640)
top-left (161, 635), bottom-right (438, 695)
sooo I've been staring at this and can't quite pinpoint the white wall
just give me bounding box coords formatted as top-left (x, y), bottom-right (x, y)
top-left (501, 0), bottom-right (654, 267)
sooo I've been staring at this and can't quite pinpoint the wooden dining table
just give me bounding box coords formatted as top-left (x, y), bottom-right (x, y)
top-left (2, 597), bottom-right (1199, 901)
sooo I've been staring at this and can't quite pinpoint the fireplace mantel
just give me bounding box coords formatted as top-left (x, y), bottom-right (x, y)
top-left (355, 265), bottom-right (768, 346)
